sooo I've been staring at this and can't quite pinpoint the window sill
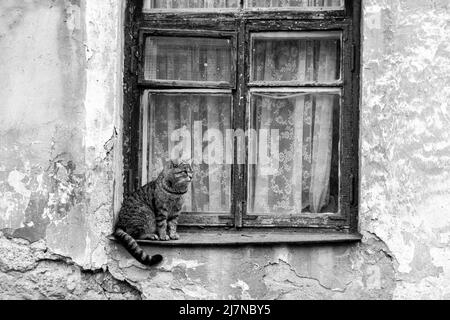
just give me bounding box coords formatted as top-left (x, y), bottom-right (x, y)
top-left (108, 231), bottom-right (361, 247)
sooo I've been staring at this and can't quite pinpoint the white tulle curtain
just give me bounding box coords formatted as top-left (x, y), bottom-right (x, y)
top-left (249, 93), bottom-right (336, 215)
top-left (147, 94), bottom-right (232, 213)
top-left (246, 0), bottom-right (344, 8)
top-left (143, 0), bottom-right (239, 10)
top-left (144, 37), bottom-right (232, 83)
top-left (249, 37), bottom-right (339, 215)
top-left (143, 0), bottom-right (343, 10)
top-left (143, 30), bottom-right (340, 215)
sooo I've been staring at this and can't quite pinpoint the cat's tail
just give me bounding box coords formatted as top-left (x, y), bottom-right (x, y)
top-left (114, 228), bottom-right (163, 266)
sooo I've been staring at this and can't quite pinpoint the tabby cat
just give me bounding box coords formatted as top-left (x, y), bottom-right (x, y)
top-left (114, 159), bottom-right (193, 266)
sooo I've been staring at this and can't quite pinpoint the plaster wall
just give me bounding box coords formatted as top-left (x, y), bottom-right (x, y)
top-left (0, 0), bottom-right (449, 299)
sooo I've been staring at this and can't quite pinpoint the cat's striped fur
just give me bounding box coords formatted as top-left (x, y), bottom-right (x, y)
top-left (114, 160), bottom-right (193, 266)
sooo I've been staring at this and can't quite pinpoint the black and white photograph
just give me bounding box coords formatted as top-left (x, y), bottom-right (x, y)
top-left (0, 0), bottom-right (449, 304)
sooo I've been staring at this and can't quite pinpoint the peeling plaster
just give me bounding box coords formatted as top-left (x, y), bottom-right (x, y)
top-left (161, 258), bottom-right (205, 271)
top-left (360, 0), bottom-right (450, 299)
top-left (0, 234), bottom-right (140, 300)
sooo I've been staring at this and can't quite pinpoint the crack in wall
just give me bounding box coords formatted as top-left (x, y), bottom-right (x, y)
top-left (264, 259), bottom-right (351, 294)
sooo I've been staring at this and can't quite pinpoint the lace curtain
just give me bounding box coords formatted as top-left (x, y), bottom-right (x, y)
top-left (147, 93), bottom-right (232, 213)
top-left (144, 0), bottom-right (239, 9)
top-left (252, 33), bottom-right (341, 82)
top-left (248, 93), bottom-right (339, 215)
top-left (248, 35), bottom-right (340, 215)
top-left (246, 0), bottom-right (344, 8)
top-left (144, 36), bottom-right (233, 83)
top-left (144, 33), bottom-right (340, 215)
top-left (143, 0), bottom-right (343, 10)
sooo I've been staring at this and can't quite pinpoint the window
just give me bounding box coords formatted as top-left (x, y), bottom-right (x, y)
top-left (123, 0), bottom-right (361, 236)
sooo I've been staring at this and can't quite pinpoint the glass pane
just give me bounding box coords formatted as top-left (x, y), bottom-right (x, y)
top-left (246, 0), bottom-right (344, 9)
top-left (146, 92), bottom-right (232, 213)
top-left (247, 91), bottom-right (340, 215)
top-left (144, 0), bottom-right (239, 10)
top-left (144, 36), bottom-right (233, 84)
top-left (251, 32), bottom-right (341, 83)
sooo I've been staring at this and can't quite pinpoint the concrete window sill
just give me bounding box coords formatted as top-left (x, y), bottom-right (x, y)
top-left (108, 231), bottom-right (362, 247)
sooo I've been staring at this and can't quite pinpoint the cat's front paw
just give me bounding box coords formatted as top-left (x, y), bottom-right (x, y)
top-left (140, 234), bottom-right (159, 241)
top-left (169, 233), bottom-right (180, 240)
top-left (159, 234), bottom-right (170, 241)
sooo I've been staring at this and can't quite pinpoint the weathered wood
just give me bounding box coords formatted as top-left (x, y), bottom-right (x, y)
top-left (348, 0), bottom-right (362, 234)
top-left (141, 11), bottom-right (348, 22)
top-left (242, 213), bottom-right (348, 229)
top-left (249, 87), bottom-right (342, 94)
top-left (248, 81), bottom-right (342, 87)
top-left (245, 19), bottom-right (351, 31)
top-left (142, 89), bottom-right (232, 94)
top-left (232, 20), bottom-right (247, 229)
top-left (124, 0), bottom-right (144, 194)
top-left (338, 1), bottom-right (361, 234)
top-left (139, 28), bottom-right (237, 37)
top-left (137, 80), bottom-right (234, 89)
top-left (178, 213), bottom-right (233, 227)
top-left (107, 231), bottom-right (362, 246)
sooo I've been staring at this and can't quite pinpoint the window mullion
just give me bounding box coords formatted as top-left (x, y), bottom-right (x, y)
top-left (232, 18), bottom-right (247, 229)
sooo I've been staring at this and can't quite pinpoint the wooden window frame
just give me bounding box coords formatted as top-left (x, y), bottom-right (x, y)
top-left (123, 0), bottom-right (361, 236)
top-left (248, 30), bottom-right (343, 87)
top-left (137, 29), bottom-right (238, 88)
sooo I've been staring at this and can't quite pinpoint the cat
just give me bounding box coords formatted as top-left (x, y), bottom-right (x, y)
top-left (114, 159), bottom-right (193, 266)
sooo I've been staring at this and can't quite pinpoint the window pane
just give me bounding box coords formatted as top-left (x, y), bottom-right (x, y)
top-left (144, 37), bottom-right (233, 84)
top-left (247, 91), bottom-right (340, 215)
top-left (251, 32), bottom-right (341, 83)
top-left (145, 92), bottom-right (232, 213)
top-left (246, 0), bottom-right (344, 9)
top-left (144, 0), bottom-right (239, 10)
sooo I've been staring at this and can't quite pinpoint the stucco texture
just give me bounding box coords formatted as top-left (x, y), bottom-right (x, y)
top-left (0, 0), bottom-right (449, 299)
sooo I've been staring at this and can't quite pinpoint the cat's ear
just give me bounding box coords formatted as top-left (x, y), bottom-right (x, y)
top-left (182, 158), bottom-right (194, 168)
top-left (179, 158), bottom-right (191, 165)
top-left (163, 158), bottom-right (176, 170)
top-left (170, 157), bottom-right (180, 168)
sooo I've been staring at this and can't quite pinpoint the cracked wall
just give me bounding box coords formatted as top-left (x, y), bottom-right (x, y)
top-left (0, 0), bottom-right (449, 300)
top-left (361, 0), bottom-right (450, 299)
top-left (0, 0), bottom-right (122, 269)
